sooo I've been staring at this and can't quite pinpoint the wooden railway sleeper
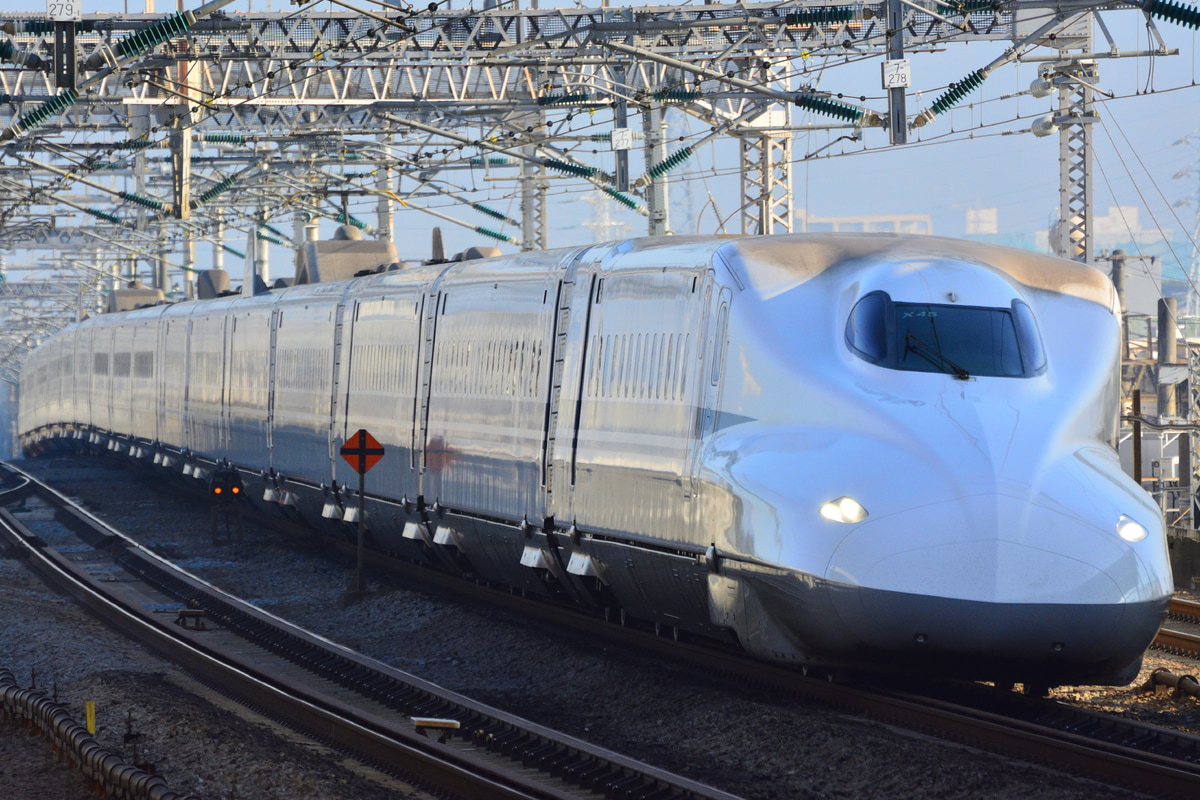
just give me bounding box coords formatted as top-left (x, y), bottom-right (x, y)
top-left (567, 761), bottom-right (611, 786)
top-left (538, 748), bottom-right (577, 774)
top-left (555, 754), bottom-right (598, 779)
top-left (602, 772), bottom-right (643, 797)
top-left (616, 774), bottom-right (659, 799)
top-left (582, 765), bottom-right (624, 791)
top-left (521, 742), bottom-right (560, 767)
top-left (408, 698), bottom-right (451, 718)
top-left (471, 722), bottom-right (507, 745)
top-left (498, 732), bottom-right (538, 757)
top-left (633, 785), bottom-right (677, 800)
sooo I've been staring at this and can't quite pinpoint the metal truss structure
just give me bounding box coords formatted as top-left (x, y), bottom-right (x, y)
top-left (0, 0), bottom-right (1194, 381)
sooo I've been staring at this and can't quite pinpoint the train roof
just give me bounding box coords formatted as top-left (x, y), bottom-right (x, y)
top-left (716, 233), bottom-right (1116, 310)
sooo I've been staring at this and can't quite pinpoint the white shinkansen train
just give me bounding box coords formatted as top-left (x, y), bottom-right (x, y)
top-left (18, 233), bottom-right (1173, 688)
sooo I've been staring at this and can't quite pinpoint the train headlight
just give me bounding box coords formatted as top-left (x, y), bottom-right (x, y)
top-left (819, 497), bottom-right (868, 524)
top-left (1116, 515), bottom-right (1148, 543)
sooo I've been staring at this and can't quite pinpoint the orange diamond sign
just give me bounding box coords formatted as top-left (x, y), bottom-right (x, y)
top-left (341, 429), bottom-right (384, 475)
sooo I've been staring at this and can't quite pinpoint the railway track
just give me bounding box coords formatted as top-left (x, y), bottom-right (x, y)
top-left (1155, 599), bottom-right (1200, 658)
top-left (9, 456), bottom-right (1200, 798)
top-left (0, 462), bottom-right (742, 800)
top-left (272, 494), bottom-right (1200, 798)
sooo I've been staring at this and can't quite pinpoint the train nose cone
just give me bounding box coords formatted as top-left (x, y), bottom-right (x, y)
top-left (823, 494), bottom-right (1168, 676)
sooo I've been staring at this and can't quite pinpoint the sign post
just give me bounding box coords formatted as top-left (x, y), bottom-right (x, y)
top-left (340, 429), bottom-right (384, 595)
top-left (48, 1), bottom-right (81, 91)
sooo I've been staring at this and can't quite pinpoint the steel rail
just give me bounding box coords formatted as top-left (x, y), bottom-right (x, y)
top-left (1154, 627), bottom-right (1200, 658)
top-left (1169, 597), bottom-right (1200, 623)
top-left (0, 507), bottom-right (562, 800)
top-left (241, 493), bottom-right (1200, 798)
top-left (13, 452), bottom-right (1200, 796)
top-left (0, 461), bottom-right (745, 800)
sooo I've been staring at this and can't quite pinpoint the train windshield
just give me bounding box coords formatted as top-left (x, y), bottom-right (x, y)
top-left (846, 293), bottom-right (1046, 379)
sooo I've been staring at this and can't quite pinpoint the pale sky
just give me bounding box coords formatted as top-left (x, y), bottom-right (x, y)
top-left (2, 1), bottom-right (1198, 274)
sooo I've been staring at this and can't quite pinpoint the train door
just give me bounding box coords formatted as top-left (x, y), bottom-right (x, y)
top-left (220, 311), bottom-right (232, 456)
top-left (691, 283), bottom-right (732, 478)
top-left (266, 304), bottom-right (279, 467)
top-left (327, 286), bottom-right (357, 480)
top-left (541, 248), bottom-right (594, 523)
top-left (415, 266), bottom-right (456, 501)
top-left (182, 317), bottom-right (194, 454)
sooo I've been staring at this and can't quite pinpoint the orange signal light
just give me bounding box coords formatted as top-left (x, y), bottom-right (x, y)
top-left (232, 486), bottom-right (240, 494)
top-left (213, 486), bottom-right (222, 495)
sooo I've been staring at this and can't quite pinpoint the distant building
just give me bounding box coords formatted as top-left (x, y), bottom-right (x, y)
top-left (794, 209), bottom-right (932, 235)
top-left (1098, 251), bottom-right (1162, 317)
top-left (965, 208), bottom-right (998, 235)
top-left (962, 207), bottom-right (1183, 296)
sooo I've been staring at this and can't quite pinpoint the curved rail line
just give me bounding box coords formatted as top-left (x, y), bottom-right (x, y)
top-left (11, 456), bottom-right (1200, 799)
top-left (1169, 598), bottom-right (1200, 625)
top-left (254, 490), bottom-right (1200, 798)
top-left (1155, 599), bottom-right (1200, 658)
top-left (0, 462), bottom-right (743, 800)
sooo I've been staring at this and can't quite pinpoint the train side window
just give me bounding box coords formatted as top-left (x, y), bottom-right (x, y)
top-left (134, 352), bottom-right (154, 378)
top-left (846, 292), bottom-right (889, 364)
top-left (1013, 301), bottom-right (1047, 374)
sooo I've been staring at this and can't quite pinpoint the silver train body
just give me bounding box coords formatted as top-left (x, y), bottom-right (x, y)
top-left (18, 234), bottom-right (1173, 686)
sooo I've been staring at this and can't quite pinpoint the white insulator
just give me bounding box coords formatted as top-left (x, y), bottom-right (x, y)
top-left (1029, 78), bottom-right (1054, 98)
top-left (1031, 114), bottom-right (1058, 138)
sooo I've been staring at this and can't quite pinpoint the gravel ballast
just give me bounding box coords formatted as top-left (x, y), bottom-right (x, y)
top-left (3, 455), bottom-right (1196, 799)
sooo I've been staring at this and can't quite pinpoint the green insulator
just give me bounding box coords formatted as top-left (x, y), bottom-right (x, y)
top-left (118, 191), bottom-right (163, 211)
top-left (784, 7), bottom-right (859, 25)
top-left (223, 244), bottom-right (246, 259)
top-left (794, 92), bottom-right (863, 123)
top-left (591, 132), bottom-right (612, 142)
top-left (648, 146), bottom-right (694, 180)
top-left (603, 187), bottom-right (643, 212)
top-left (470, 156), bottom-right (513, 166)
top-left (85, 207), bottom-right (122, 225)
top-left (116, 138), bottom-right (156, 150)
top-left (336, 212), bottom-right (366, 229)
top-left (260, 223), bottom-right (288, 240)
top-left (545, 159), bottom-right (596, 179)
top-left (653, 88), bottom-right (700, 104)
top-left (113, 11), bottom-right (192, 60)
top-left (537, 92), bottom-right (591, 107)
top-left (0, 40), bottom-right (12, 62)
top-left (475, 226), bottom-right (514, 244)
top-left (935, 0), bottom-right (994, 14)
top-left (471, 203), bottom-right (507, 221)
top-left (8, 19), bottom-right (95, 34)
top-left (1144, 0), bottom-right (1200, 29)
top-left (192, 176), bottom-right (235, 208)
top-left (929, 69), bottom-right (986, 116)
top-left (256, 231), bottom-right (285, 246)
top-left (202, 133), bottom-right (246, 144)
top-left (16, 89), bottom-right (77, 133)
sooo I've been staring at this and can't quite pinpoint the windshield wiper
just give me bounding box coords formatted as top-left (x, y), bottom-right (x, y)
top-left (903, 332), bottom-right (970, 380)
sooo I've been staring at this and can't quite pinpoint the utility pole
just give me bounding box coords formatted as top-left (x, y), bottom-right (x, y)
top-left (520, 113), bottom-right (548, 251)
top-left (643, 103), bottom-right (670, 236)
top-left (884, 0), bottom-right (909, 145)
top-left (1051, 19), bottom-right (1096, 266)
top-left (375, 134), bottom-right (395, 243)
top-left (738, 60), bottom-right (793, 235)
